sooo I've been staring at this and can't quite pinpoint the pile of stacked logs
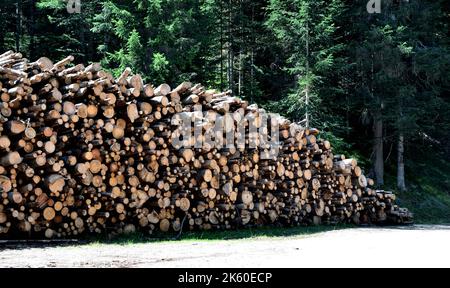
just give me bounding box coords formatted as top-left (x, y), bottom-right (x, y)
top-left (0, 51), bottom-right (413, 238)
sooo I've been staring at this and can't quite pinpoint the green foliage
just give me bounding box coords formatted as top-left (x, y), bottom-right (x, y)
top-left (89, 0), bottom-right (215, 85)
top-left (386, 152), bottom-right (450, 223)
top-left (36, 0), bottom-right (65, 9)
top-left (151, 52), bottom-right (170, 84)
top-left (266, 0), bottom-right (345, 126)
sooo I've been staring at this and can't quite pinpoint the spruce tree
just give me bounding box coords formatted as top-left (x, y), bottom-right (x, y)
top-left (266, 0), bottom-right (344, 127)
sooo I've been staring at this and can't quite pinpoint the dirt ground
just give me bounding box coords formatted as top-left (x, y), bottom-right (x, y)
top-left (0, 225), bottom-right (449, 268)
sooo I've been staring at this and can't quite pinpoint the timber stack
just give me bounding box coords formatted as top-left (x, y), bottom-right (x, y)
top-left (0, 51), bottom-right (413, 238)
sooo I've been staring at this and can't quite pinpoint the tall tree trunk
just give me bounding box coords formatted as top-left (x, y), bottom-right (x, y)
top-left (238, 51), bottom-right (242, 96)
top-left (227, 0), bottom-right (234, 94)
top-left (15, 0), bottom-right (22, 52)
top-left (29, 0), bottom-right (36, 59)
top-left (0, 9), bottom-right (5, 52)
top-left (397, 132), bottom-right (406, 191)
top-left (250, 3), bottom-right (255, 102)
top-left (346, 94), bottom-right (350, 136)
top-left (79, 17), bottom-right (86, 62)
top-left (87, 6), bottom-right (95, 61)
top-left (373, 112), bottom-right (384, 186)
top-left (305, 21), bottom-right (310, 128)
top-left (220, 0), bottom-right (224, 91)
top-left (237, 0), bottom-right (243, 97)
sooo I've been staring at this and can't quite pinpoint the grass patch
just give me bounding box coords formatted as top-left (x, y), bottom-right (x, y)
top-left (88, 224), bottom-right (354, 246)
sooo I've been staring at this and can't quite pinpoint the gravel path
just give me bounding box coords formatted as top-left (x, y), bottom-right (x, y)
top-left (1, 225), bottom-right (449, 268)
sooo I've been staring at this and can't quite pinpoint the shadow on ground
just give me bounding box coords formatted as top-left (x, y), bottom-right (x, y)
top-left (2, 223), bottom-right (448, 251)
top-left (0, 224), bottom-right (351, 250)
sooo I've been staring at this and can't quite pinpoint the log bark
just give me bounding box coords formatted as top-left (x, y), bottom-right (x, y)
top-left (397, 133), bottom-right (406, 192)
top-left (373, 112), bottom-right (384, 186)
top-left (0, 51), bottom-right (412, 239)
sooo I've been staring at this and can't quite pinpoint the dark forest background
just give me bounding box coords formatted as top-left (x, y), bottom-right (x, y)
top-left (1, 0), bottom-right (449, 222)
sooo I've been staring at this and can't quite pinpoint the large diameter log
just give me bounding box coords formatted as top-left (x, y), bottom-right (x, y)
top-left (1, 152), bottom-right (22, 166)
top-left (180, 198), bottom-right (191, 212)
top-left (241, 190), bottom-right (253, 205)
top-left (45, 174), bottom-right (66, 194)
top-left (52, 55), bottom-right (74, 71)
top-left (117, 67), bottom-right (131, 85)
top-left (143, 84), bottom-right (154, 97)
top-left (0, 212), bottom-right (7, 224)
top-left (0, 176), bottom-right (12, 192)
top-left (183, 94), bottom-right (199, 105)
top-left (159, 219), bottom-right (170, 232)
top-left (127, 103), bottom-right (139, 123)
top-left (358, 175), bottom-right (368, 188)
top-left (44, 229), bottom-right (54, 239)
top-left (34, 57), bottom-right (54, 71)
top-left (303, 169), bottom-right (312, 181)
top-left (150, 96), bottom-right (169, 106)
top-left (8, 191), bottom-right (23, 204)
top-left (112, 126), bottom-right (125, 139)
top-left (173, 82), bottom-right (192, 94)
top-left (154, 84), bottom-right (171, 96)
top-left (198, 169), bottom-right (213, 182)
top-left (0, 136), bottom-right (11, 150)
top-left (148, 211), bottom-right (160, 224)
top-left (43, 207), bottom-right (56, 221)
top-left (24, 127), bottom-right (37, 140)
top-left (128, 74), bottom-right (143, 91)
top-left (6, 121), bottom-right (26, 134)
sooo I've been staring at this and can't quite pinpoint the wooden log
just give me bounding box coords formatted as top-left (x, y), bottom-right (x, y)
top-left (117, 68), bottom-right (132, 85)
top-left (6, 121), bottom-right (26, 134)
top-left (150, 96), bottom-right (169, 107)
top-left (0, 52), bottom-right (410, 238)
top-left (154, 84), bottom-right (171, 96)
top-left (0, 136), bottom-right (11, 150)
top-left (45, 174), bottom-right (65, 194)
top-left (159, 219), bottom-right (170, 232)
top-left (1, 152), bottom-right (22, 166)
top-left (43, 207), bottom-right (56, 221)
top-left (127, 103), bottom-right (139, 123)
